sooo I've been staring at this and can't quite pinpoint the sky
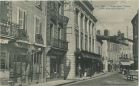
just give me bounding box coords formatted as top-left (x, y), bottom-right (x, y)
top-left (91, 0), bottom-right (139, 39)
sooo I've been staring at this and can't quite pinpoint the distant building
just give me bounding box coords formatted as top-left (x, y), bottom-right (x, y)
top-left (64, 1), bottom-right (102, 79)
top-left (97, 31), bottom-right (133, 72)
top-left (131, 10), bottom-right (139, 69)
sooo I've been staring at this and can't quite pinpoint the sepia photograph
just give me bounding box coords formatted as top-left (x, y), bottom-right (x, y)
top-left (0, 0), bottom-right (138, 86)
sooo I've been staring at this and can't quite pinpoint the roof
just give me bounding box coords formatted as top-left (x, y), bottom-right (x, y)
top-left (97, 35), bottom-right (129, 46)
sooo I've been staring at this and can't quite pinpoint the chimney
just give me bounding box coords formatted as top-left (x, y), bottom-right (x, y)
top-left (104, 29), bottom-right (109, 36)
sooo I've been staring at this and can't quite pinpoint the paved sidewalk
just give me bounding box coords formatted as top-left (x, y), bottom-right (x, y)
top-left (28, 72), bottom-right (116, 86)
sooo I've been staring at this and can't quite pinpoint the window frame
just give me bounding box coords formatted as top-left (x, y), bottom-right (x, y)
top-left (34, 16), bottom-right (42, 34)
top-left (17, 7), bottom-right (27, 30)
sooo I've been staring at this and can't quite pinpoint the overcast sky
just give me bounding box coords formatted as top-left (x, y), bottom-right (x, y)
top-left (91, 0), bottom-right (139, 39)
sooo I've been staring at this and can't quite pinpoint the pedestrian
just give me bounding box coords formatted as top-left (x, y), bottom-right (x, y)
top-left (84, 69), bottom-right (87, 77)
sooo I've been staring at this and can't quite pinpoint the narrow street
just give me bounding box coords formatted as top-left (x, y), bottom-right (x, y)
top-left (62, 73), bottom-right (138, 86)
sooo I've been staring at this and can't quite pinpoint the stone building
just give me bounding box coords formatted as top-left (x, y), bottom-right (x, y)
top-left (131, 10), bottom-right (139, 69)
top-left (64, 1), bottom-right (102, 79)
top-left (0, 1), bottom-right (46, 85)
top-left (45, 1), bottom-right (69, 80)
top-left (0, 1), bottom-right (69, 85)
top-left (97, 30), bottom-right (134, 72)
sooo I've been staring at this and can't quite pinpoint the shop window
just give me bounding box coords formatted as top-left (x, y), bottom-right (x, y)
top-left (0, 59), bottom-right (6, 69)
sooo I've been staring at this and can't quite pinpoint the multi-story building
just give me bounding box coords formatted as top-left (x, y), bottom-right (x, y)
top-left (64, 1), bottom-right (102, 79)
top-left (45, 1), bottom-right (69, 80)
top-left (131, 10), bottom-right (139, 69)
top-left (0, 1), bottom-right (69, 85)
top-left (97, 30), bottom-right (133, 72)
top-left (0, 1), bottom-right (46, 85)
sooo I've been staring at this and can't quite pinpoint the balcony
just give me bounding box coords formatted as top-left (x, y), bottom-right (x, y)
top-left (35, 34), bottom-right (44, 44)
top-left (48, 38), bottom-right (68, 50)
top-left (0, 20), bottom-right (18, 39)
top-left (16, 29), bottom-right (28, 41)
top-left (58, 15), bottom-right (69, 26)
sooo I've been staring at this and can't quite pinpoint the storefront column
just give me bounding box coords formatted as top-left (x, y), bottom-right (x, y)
top-left (78, 12), bottom-right (81, 49)
top-left (66, 54), bottom-right (75, 79)
top-left (90, 23), bottom-right (93, 52)
top-left (83, 15), bottom-right (85, 50)
top-left (46, 56), bottom-right (50, 79)
top-left (87, 19), bottom-right (89, 51)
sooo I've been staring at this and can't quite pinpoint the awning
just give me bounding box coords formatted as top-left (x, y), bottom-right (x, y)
top-left (81, 51), bottom-right (101, 60)
top-left (0, 38), bottom-right (9, 44)
top-left (120, 61), bottom-right (133, 66)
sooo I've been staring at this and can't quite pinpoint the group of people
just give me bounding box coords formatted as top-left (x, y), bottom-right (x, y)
top-left (78, 67), bottom-right (95, 78)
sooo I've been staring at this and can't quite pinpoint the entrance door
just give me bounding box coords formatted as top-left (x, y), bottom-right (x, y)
top-left (50, 56), bottom-right (62, 79)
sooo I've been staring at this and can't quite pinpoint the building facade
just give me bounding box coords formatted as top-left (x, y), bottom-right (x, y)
top-left (45, 1), bottom-right (69, 80)
top-left (64, 1), bottom-right (102, 79)
top-left (97, 30), bottom-right (133, 72)
top-left (0, 1), bottom-right (46, 85)
top-left (131, 10), bottom-right (139, 69)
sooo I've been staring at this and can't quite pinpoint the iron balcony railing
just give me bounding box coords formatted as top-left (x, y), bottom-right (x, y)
top-left (0, 20), bottom-right (18, 38)
top-left (48, 38), bottom-right (68, 50)
top-left (16, 29), bottom-right (28, 41)
top-left (0, 19), bottom-right (28, 41)
top-left (35, 33), bottom-right (44, 44)
top-left (58, 14), bottom-right (69, 26)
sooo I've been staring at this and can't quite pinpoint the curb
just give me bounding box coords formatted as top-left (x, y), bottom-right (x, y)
top-left (55, 73), bottom-right (106, 86)
top-left (55, 81), bottom-right (77, 86)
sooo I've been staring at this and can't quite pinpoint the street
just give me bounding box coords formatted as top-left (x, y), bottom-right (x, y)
top-left (62, 73), bottom-right (138, 86)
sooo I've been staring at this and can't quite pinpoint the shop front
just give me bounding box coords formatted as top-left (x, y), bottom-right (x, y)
top-left (9, 42), bottom-right (29, 85)
top-left (46, 48), bottom-right (66, 80)
top-left (75, 51), bottom-right (102, 78)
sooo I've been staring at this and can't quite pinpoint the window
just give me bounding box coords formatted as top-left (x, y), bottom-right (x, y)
top-left (81, 33), bottom-right (83, 50)
top-left (0, 52), bottom-right (7, 69)
top-left (80, 14), bottom-right (83, 32)
top-left (89, 37), bottom-right (91, 51)
top-left (98, 46), bottom-right (101, 54)
top-left (35, 17), bottom-right (42, 34)
top-left (50, 23), bottom-right (54, 40)
top-left (58, 4), bottom-right (62, 15)
top-left (18, 8), bottom-right (26, 30)
top-left (89, 22), bottom-right (91, 35)
top-left (85, 35), bottom-right (88, 50)
top-left (75, 30), bottom-right (79, 49)
top-left (58, 28), bottom-right (61, 40)
top-left (92, 23), bottom-right (94, 35)
top-left (92, 39), bottom-right (94, 52)
top-left (85, 18), bottom-right (87, 33)
top-left (75, 9), bottom-right (78, 26)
